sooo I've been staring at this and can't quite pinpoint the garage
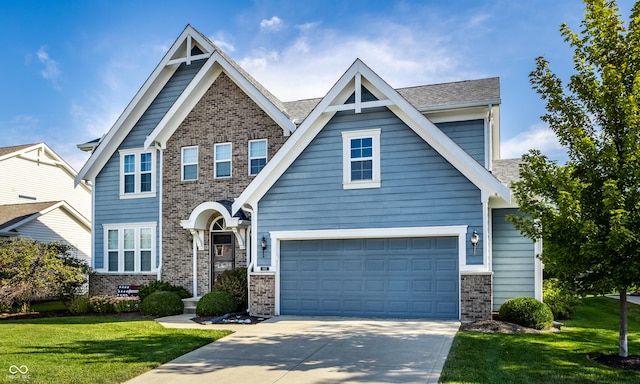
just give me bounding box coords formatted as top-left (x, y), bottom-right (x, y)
top-left (279, 236), bottom-right (459, 318)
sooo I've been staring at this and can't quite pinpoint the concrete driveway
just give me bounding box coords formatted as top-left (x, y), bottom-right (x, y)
top-left (125, 316), bottom-right (459, 384)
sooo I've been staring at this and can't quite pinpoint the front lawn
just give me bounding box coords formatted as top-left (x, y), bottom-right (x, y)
top-left (0, 316), bottom-right (231, 384)
top-left (440, 296), bottom-right (640, 383)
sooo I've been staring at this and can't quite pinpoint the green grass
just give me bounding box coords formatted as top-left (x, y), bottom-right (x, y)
top-left (0, 316), bottom-right (232, 384)
top-left (440, 296), bottom-right (640, 383)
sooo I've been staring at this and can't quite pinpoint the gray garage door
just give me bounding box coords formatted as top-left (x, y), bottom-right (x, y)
top-left (280, 237), bottom-right (459, 318)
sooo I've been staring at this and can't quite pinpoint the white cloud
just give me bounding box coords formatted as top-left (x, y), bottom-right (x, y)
top-left (260, 16), bottom-right (283, 32)
top-left (36, 46), bottom-right (62, 89)
top-left (501, 123), bottom-right (567, 161)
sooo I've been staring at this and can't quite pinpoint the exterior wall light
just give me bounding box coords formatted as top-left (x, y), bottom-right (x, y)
top-left (261, 236), bottom-right (267, 258)
top-left (471, 230), bottom-right (480, 255)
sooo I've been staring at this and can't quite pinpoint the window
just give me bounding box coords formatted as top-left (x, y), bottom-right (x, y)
top-left (342, 129), bottom-right (381, 189)
top-left (119, 149), bottom-right (155, 198)
top-left (182, 146), bottom-right (198, 181)
top-left (214, 143), bottom-right (232, 178)
top-left (249, 139), bottom-right (267, 175)
top-left (102, 223), bottom-right (157, 273)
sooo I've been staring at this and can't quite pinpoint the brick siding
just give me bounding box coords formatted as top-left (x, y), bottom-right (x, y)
top-left (460, 273), bottom-right (492, 322)
top-left (89, 274), bottom-right (157, 296)
top-left (161, 71), bottom-right (289, 296)
top-left (249, 273), bottom-right (275, 316)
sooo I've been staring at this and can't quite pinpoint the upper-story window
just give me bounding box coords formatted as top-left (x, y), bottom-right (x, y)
top-left (341, 129), bottom-right (381, 189)
top-left (249, 139), bottom-right (267, 176)
top-left (120, 149), bottom-right (155, 198)
top-left (214, 143), bottom-right (232, 178)
top-left (182, 146), bottom-right (198, 181)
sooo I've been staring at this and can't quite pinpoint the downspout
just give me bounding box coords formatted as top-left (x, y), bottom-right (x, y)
top-left (156, 143), bottom-right (163, 281)
top-left (486, 104), bottom-right (492, 170)
top-left (241, 204), bottom-right (255, 313)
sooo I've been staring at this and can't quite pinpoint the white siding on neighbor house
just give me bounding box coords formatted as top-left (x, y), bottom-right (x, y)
top-left (18, 208), bottom-right (91, 264)
top-left (492, 208), bottom-right (535, 311)
top-left (0, 151), bottom-right (91, 219)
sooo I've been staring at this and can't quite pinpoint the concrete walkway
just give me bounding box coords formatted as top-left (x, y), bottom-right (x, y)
top-left (125, 315), bottom-right (460, 384)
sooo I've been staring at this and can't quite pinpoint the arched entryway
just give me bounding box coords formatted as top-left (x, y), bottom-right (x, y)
top-left (180, 201), bottom-right (250, 296)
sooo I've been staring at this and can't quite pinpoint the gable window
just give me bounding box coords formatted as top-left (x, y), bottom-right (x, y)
top-left (249, 139), bottom-right (267, 175)
top-left (182, 146), bottom-right (198, 181)
top-left (214, 143), bottom-right (232, 178)
top-left (120, 149), bottom-right (155, 198)
top-left (342, 129), bottom-right (381, 189)
top-left (102, 223), bottom-right (157, 273)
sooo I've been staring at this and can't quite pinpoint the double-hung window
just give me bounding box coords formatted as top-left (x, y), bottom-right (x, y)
top-left (342, 129), bottom-right (381, 189)
top-left (182, 146), bottom-right (198, 181)
top-left (214, 143), bottom-right (232, 178)
top-left (120, 149), bottom-right (155, 198)
top-left (248, 139), bottom-right (267, 175)
top-left (103, 223), bottom-right (156, 273)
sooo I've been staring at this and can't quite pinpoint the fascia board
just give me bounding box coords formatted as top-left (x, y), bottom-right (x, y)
top-left (232, 62), bottom-right (362, 214)
top-left (145, 58), bottom-right (222, 148)
top-left (0, 144), bottom-right (40, 162)
top-left (74, 26), bottom-right (205, 185)
top-left (3, 201), bottom-right (91, 233)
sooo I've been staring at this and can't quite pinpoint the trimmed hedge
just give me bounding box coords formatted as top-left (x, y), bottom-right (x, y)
top-left (213, 267), bottom-right (247, 309)
top-left (196, 291), bottom-right (237, 317)
top-left (139, 291), bottom-right (184, 317)
top-left (138, 281), bottom-right (191, 301)
top-left (499, 296), bottom-right (554, 330)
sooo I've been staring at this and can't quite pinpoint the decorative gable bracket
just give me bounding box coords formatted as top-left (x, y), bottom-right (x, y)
top-left (324, 73), bottom-right (393, 114)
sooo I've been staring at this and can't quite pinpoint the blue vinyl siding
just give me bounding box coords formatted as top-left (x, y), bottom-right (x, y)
top-left (93, 60), bottom-right (205, 269)
top-left (258, 107), bottom-right (483, 266)
top-left (492, 208), bottom-right (535, 310)
top-left (436, 120), bottom-right (485, 165)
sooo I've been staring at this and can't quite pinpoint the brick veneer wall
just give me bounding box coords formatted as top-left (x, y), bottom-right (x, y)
top-left (460, 273), bottom-right (492, 322)
top-left (162, 72), bottom-right (289, 296)
top-left (89, 274), bottom-right (157, 296)
top-left (249, 273), bottom-right (275, 316)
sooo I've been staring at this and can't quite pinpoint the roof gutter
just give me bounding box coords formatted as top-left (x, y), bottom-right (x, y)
top-left (417, 98), bottom-right (501, 113)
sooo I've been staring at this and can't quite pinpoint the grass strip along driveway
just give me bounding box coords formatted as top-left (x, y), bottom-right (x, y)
top-left (0, 316), bottom-right (231, 384)
top-left (441, 296), bottom-right (640, 383)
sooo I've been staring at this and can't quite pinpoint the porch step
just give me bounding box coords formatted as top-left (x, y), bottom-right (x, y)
top-left (182, 297), bottom-right (200, 315)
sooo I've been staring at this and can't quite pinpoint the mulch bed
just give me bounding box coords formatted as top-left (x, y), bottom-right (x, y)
top-left (191, 311), bottom-right (266, 325)
top-left (590, 354), bottom-right (640, 372)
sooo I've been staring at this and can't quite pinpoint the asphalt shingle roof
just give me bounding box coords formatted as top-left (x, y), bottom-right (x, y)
top-left (492, 158), bottom-right (523, 185)
top-left (0, 143), bottom-right (38, 158)
top-left (0, 201), bottom-right (60, 230)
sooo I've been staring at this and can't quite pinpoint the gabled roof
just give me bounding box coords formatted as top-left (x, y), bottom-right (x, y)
top-left (233, 59), bottom-right (511, 214)
top-left (0, 201), bottom-right (90, 235)
top-left (0, 143), bottom-right (88, 189)
top-left (76, 25), bottom-right (294, 184)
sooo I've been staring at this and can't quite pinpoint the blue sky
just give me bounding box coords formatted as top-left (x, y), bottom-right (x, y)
top-left (0, 0), bottom-right (635, 171)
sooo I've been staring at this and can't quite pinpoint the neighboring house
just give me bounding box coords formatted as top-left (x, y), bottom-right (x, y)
top-left (0, 143), bottom-right (92, 263)
top-left (76, 25), bottom-right (541, 321)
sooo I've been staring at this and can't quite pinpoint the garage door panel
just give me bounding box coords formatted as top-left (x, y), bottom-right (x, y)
top-left (280, 237), bottom-right (458, 318)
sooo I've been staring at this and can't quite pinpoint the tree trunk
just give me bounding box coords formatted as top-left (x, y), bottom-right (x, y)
top-left (619, 289), bottom-right (628, 357)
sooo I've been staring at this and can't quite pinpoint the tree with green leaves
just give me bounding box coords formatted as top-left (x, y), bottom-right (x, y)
top-left (0, 237), bottom-right (91, 311)
top-left (509, 0), bottom-right (640, 358)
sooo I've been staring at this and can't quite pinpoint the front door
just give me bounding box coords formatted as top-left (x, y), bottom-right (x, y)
top-left (211, 232), bottom-right (235, 289)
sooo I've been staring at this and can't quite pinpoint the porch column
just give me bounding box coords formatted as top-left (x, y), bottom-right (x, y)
top-left (188, 229), bottom-right (204, 297)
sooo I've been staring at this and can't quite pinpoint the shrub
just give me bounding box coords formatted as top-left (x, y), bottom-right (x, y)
top-left (68, 297), bottom-right (91, 314)
top-left (213, 267), bottom-right (247, 309)
top-left (543, 279), bottom-right (582, 320)
top-left (112, 296), bottom-right (140, 313)
top-left (138, 281), bottom-right (191, 301)
top-left (499, 296), bottom-right (554, 330)
top-left (196, 291), bottom-right (237, 317)
top-left (89, 295), bottom-right (115, 314)
top-left (139, 291), bottom-right (184, 317)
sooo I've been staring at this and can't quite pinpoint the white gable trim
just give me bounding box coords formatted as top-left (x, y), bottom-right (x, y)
top-left (75, 25), bottom-right (214, 185)
top-left (145, 51), bottom-right (295, 149)
top-left (232, 59), bottom-right (510, 214)
top-left (0, 201), bottom-right (90, 234)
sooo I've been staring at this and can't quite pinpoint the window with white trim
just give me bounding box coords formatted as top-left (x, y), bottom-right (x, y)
top-left (102, 223), bottom-right (157, 273)
top-left (214, 143), bottom-right (232, 178)
top-left (182, 146), bottom-right (198, 181)
top-left (342, 129), bottom-right (381, 189)
top-left (120, 149), bottom-right (155, 198)
top-left (248, 139), bottom-right (267, 176)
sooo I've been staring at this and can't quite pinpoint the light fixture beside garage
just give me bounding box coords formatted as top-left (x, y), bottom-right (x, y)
top-left (261, 236), bottom-right (267, 258)
top-left (471, 230), bottom-right (479, 255)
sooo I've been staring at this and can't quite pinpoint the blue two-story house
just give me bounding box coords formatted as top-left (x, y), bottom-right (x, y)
top-left (77, 25), bottom-right (540, 322)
